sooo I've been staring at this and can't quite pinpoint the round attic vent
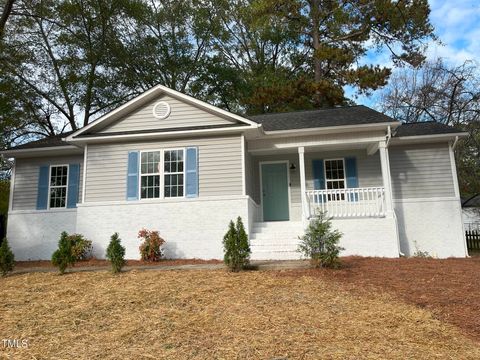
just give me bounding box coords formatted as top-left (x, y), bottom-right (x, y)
top-left (152, 101), bottom-right (171, 119)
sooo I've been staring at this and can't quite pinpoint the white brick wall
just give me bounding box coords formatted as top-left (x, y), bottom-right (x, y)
top-left (75, 197), bottom-right (250, 259)
top-left (7, 209), bottom-right (78, 260)
top-left (394, 198), bottom-right (468, 258)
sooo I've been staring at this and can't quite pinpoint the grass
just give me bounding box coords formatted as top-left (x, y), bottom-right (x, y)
top-left (1, 268), bottom-right (480, 359)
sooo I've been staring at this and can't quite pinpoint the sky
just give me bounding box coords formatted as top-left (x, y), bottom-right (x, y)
top-left (348, 0), bottom-right (480, 107)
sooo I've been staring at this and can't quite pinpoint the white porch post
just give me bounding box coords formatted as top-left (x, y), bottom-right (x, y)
top-left (298, 146), bottom-right (308, 225)
top-left (379, 141), bottom-right (394, 218)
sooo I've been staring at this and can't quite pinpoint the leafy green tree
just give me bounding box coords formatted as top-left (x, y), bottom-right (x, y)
top-left (106, 232), bottom-right (126, 273)
top-left (213, 0), bottom-right (434, 112)
top-left (0, 237), bottom-right (14, 276)
top-left (298, 212), bottom-right (343, 268)
top-left (223, 216), bottom-right (250, 272)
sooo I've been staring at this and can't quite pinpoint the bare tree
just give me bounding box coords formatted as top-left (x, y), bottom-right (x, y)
top-left (379, 58), bottom-right (480, 197)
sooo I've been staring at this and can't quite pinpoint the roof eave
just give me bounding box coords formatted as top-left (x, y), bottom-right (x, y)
top-left (261, 121), bottom-right (400, 137)
top-left (0, 145), bottom-right (83, 158)
top-left (67, 125), bottom-right (253, 144)
top-left (390, 132), bottom-right (469, 145)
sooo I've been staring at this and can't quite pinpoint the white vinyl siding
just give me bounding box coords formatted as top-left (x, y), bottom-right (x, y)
top-left (389, 143), bottom-right (455, 199)
top-left (250, 149), bottom-right (383, 219)
top-left (97, 95), bottom-right (236, 134)
top-left (12, 155), bottom-right (83, 211)
top-left (84, 135), bottom-right (243, 202)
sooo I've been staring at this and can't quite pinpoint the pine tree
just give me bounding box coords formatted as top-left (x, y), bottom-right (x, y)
top-left (51, 231), bottom-right (76, 274)
top-left (106, 232), bottom-right (126, 273)
top-left (223, 217), bottom-right (251, 272)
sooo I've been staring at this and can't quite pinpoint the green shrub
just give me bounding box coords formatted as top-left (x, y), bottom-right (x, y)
top-left (138, 229), bottom-right (165, 261)
top-left (70, 234), bottom-right (93, 261)
top-left (0, 238), bottom-right (14, 276)
top-left (106, 232), bottom-right (126, 273)
top-left (297, 212), bottom-right (344, 269)
top-left (51, 231), bottom-right (76, 274)
top-left (223, 216), bottom-right (251, 272)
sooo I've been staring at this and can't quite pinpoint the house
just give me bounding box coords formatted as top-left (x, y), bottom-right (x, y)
top-left (1, 85), bottom-right (469, 260)
top-left (462, 194), bottom-right (480, 231)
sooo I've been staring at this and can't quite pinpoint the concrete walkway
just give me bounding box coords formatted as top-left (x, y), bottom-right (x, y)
top-left (10, 260), bottom-right (311, 275)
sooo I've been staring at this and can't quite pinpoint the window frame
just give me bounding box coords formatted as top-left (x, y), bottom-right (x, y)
top-left (139, 150), bottom-right (162, 200)
top-left (48, 164), bottom-right (69, 209)
top-left (323, 158), bottom-right (346, 190)
top-left (138, 148), bottom-right (186, 200)
top-left (163, 147), bottom-right (186, 198)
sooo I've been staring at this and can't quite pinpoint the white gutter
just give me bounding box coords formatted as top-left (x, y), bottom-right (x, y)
top-left (66, 125), bottom-right (254, 144)
top-left (262, 121), bottom-right (401, 137)
top-left (0, 145), bottom-right (83, 158)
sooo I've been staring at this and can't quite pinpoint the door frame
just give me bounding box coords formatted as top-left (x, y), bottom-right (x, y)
top-left (259, 160), bottom-right (291, 222)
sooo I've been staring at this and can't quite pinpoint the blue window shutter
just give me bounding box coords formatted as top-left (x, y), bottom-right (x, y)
top-left (36, 165), bottom-right (50, 210)
top-left (312, 159), bottom-right (325, 190)
top-left (312, 159), bottom-right (325, 203)
top-left (186, 147), bottom-right (199, 198)
top-left (67, 164), bottom-right (80, 208)
top-left (126, 151), bottom-right (139, 200)
top-left (345, 157), bottom-right (358, 188)
top-left (345, 157), bottom-right (359, 202)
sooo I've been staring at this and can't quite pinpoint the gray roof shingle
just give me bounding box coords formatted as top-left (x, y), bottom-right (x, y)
top-left (6, 131), bottom-right (73, 150)
top-left (249, 105), bottom-right (396, 131)
top-left (393, 121), bottom-right (465, 137)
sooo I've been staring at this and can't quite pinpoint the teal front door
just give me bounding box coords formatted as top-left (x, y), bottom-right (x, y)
top-left (261, 162), bottom-right (289, 221)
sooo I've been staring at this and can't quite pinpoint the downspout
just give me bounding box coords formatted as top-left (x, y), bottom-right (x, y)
top-left (452, 135), bottom-right (459, 150)
top-left (386, 125), bottom-right (405, 256)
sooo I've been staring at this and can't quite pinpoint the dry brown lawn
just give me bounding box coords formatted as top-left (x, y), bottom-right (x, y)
top-left (283, 256), bottom-right (480, 342)
top-left (1, 269), bottom-right (479, 359)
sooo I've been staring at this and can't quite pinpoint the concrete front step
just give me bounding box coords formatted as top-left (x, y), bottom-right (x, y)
top-left (252, 221), bottom-right (303, 232)
top-left (250, 250), bottom-right (302, 260)
top-left (250, 221), bottom-right (305, 260)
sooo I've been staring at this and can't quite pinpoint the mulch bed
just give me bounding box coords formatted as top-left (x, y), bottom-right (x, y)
top-left (14, 258), bottom-right (222, 269)
top-left (279, 256), bottom-right (480, 343)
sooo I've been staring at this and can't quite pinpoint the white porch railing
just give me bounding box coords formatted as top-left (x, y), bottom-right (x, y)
top-left (306, 187), bottom-right (386, 218)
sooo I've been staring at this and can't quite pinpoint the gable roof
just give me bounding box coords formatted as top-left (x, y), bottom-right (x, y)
top-left (67, 85), bottom-right (259, 141)
top-left (249, 105), bottom-right (397, 131)
top-left (393, 122), bottom-right (465, 137)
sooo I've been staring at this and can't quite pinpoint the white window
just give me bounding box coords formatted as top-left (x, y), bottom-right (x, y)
top-left (140, 151), bottom-right (161, 199)
top-left (139, 149), bottom-right (185, 199)
top-left (164, 149), bottom-right (184, 197)
top-left (325, 159), bottom-right (345, 201)
top-left (324, 159), bottom-right (346, 189)
top-left (49, 165), bottom-right (68, 208)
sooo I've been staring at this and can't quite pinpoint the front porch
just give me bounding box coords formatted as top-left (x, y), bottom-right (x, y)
top-left (246, 134), bottom-right (395, 223)
top-left (245, 130), bottom-right (401, 259)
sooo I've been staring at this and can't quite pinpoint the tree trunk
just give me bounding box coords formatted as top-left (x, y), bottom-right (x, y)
top-left (310, 0), bottom-right (321, 82)
top-left (0, 0), bottom-right (15, 39)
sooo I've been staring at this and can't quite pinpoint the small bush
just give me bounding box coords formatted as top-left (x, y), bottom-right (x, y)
top-left (0, 238), bottom-right (14, 276)
top-left (70, 234), bottom-right (93, 260)
top-left (223, 216), bottom-right (251, 272)
top-left (138, 229), bottom-right (165, 261)
top-left (297, 212), bottom-right (344, 269)
top-left (51, 231), bottom-right (76, 274)
top-left (106, 232), bottom-right (126, 273)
